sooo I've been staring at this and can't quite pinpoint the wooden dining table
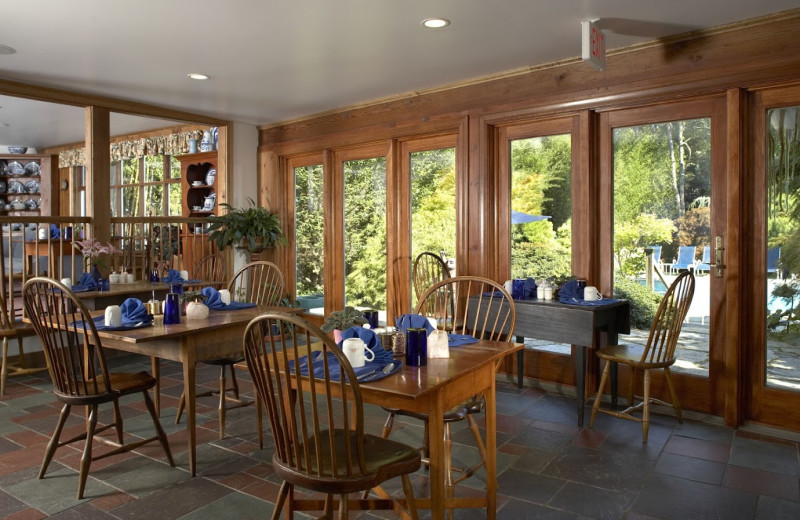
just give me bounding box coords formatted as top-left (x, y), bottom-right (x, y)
top-left (90, 304), bottom-right (293, 476)
top-left (253, 338), bottom-right (523, 520)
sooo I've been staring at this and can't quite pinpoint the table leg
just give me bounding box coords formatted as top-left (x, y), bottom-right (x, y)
top-left (428, 391), bottom-right (445, 520)
top-left (515, 336), bottom-right (524, 388)
top-left (574, 346), bottom-right (586, 427)
top-left (485, 371), bottom-right (497, 520)
top-left (180, 339), bottom-right (198, 476)
top-left (151, 357), bottom-right (160, 416)
top-left (607, 330), bottom-right (620, 407)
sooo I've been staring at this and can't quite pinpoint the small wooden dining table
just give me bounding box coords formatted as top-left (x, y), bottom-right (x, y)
top-left (250, 338), bottom-right (523, 520)
top-left (90, 305), bottom-right (292, 476)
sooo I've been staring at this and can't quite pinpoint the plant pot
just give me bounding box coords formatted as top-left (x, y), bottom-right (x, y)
top-left (333, 329), bottom-right (343, 344)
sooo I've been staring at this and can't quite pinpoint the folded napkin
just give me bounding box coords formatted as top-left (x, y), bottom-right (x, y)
top-left (339, 327), bottom-right (394, 366)
top-left (71, 272), bottom-right (97, 293)
top-left (161, 269), bottom-right (183, 283)
top-left (293, 349), bottom-right (401, 383)
top-left (202, 286), bottom-right (257, 311)
top-left (89, 298), bottom-right (153, 331)
top-left (395, 313), bottom-right (435, 335)
top-left (448, 333), bottom-right (479, 346)
top-left (558, 279), bottom-right (619, 306)
top-left (49, 224), bottom-right (60, 239)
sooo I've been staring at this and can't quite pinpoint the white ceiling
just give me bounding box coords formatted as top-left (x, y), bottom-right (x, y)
top-left (0, 0), bottom-right (798, 149)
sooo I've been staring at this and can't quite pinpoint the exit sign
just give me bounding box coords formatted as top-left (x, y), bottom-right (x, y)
top-left (582, 19), bottom-right (606, 71)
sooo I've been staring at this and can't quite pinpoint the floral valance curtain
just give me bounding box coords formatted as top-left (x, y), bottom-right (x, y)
top-left (58, 130), bottom-right (200, 168)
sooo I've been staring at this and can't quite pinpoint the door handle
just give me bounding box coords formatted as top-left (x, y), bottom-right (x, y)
top-left (706, 235), bottom-right (725, 278)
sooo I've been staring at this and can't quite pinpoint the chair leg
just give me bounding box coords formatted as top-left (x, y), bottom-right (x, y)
top-left (175, 392), bottom-right (186, 425)
top-left (642, 369), bottom-right (651, 443)
top-left (112, 401), bottom-right (124, 444)
top-left (39, 403), bottom-right (71, 479)
top-left (256, 393), bottom-right (264, 449)
top-left (338, 492), bottom-right (349, 519)
top-left (443, 423), bottom-right (454, 520)
top-left (218, 366), bottom-right (227, 439)
top-left (381, 411), bottom-right (395, 438)
top-left (401, 473), bottom-right (419, 520)
top-left (77, 404), bottom-right (100, 499)
top-left (271, 481), bottom-right (290, 520)
top-left (590, 361), bottom-right (611, 427)
top-left (663, 367), bottom-right (683, 423)
top-left (323, 493), bottom-right (334, 517)
top-left (229, 364), bottom-right (240, 399)
top-left (1, 337), bottom-right (8, 399)
top-left (142, 389), bottom-right (174, 466)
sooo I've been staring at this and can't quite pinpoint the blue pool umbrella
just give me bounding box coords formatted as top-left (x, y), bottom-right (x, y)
top-left (511, 210), bottom-right (550, 224)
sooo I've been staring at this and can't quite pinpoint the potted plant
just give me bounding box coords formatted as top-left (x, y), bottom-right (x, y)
top-left (180, 290), bottom-right (209, 320)
top-left (321, 306), bottom-right (368, 343)
top-left (207, 197), bottom-right (287, 254)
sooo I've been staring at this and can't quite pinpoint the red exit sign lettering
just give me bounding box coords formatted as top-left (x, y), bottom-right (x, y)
top-left (581, 19), bottom-right (606, 71)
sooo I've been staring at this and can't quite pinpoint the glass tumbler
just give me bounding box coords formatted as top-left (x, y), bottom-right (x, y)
top-left (164, 293), bottom-right (181, 325)
top-left (405, 327), bottom-right (428, 367)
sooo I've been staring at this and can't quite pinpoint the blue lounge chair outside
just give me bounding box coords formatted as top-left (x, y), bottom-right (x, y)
top-left (695, 246), bottom-right (712, 274)
top-left (646, 245), bottom-right (662, 264)
top-left (767, 246), bottom-right (781, 278)
top-left (671, 246), bottom-right (696, 273)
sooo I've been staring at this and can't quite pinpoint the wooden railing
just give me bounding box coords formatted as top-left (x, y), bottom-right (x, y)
top-left (0, 215), bottom-right (218, 319)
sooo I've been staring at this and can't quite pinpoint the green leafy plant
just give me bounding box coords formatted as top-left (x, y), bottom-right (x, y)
top-left (179, 290), bottom-right (206, 303)
top-left (320, 306), bottom-right (368, 333)
top-left (613, 276), bottom-right (663, 329)
top-left (207, 197), bottom-right (287, 253)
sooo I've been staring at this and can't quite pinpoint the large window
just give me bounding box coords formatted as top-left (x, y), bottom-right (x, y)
top-left (411, 146), bottom-right (456, 278)
top-left (110, 155), bottom-right (181, 217)
top-left (510, 134), bottom-right (572, 280)
top-left (295, 163), bottom-right (325, 314)
top-left (343, 157), bottom-right (387, 310)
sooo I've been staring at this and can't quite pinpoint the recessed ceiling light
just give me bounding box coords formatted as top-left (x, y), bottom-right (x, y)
top-left (422, 18), bottom-right (450, 29)
top-left (187, 73), bottom-right (210, 81)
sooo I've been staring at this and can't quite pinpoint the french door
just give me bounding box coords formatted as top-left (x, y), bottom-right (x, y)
top-left (748, 86), bottom-right (800, 430)
top-left (599, 96), bottom-right (729, 416)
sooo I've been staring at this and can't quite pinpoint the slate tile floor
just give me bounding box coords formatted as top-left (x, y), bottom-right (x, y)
top-left (1, 354), bottom-right (800, 519)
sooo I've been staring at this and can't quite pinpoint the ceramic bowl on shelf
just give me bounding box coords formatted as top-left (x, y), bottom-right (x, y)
top-left (10, 199), bottom-right (25, 210)
top-left (192, 205), bottom-right (203, 211)
top-left (23, 162), bottom-right (40, 176)
top-left (7, 147), bottom-right (27, 154)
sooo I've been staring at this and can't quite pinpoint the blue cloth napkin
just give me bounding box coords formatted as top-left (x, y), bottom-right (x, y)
top-left (49, 224), bottom-right (60, 239)
top-left (395, 314), bottom-right (435, 335)
top-left (88, 298), bottom-right (153, 331)
top-left (202, 286), bottom-right (257, 311)
top-left (558, 279), bottom-right (620, 306)
top-left (161, 269), bottom-right (183, 283)
top-left (71, 272), bottom-right (97, 293)
top-left (448, 333), bottom-right (479, 346)
top-left (339, 327), bottom-right (394, 366)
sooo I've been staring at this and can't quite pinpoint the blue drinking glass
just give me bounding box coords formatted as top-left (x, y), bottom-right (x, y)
top-left (164, 293), bottom-right (181, 325)
top-left (512, 279), bottom-right (526, 300)
top-left (363, 309), bottom-right (379, 329)
top-left (170, 283), bottom-right (183, 294)
top-left (405, 327), bottom-right (428, 367)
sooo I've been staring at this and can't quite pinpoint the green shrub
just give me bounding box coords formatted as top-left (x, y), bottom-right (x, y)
top-left (613, 276), bottom-right (663, 329)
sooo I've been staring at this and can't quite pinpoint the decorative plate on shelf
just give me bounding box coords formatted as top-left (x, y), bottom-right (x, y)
top-left (204, 167), bottom-right (216, 187)
top-left (25, 198), bottom-right (38, 210)
top-left (5, 161), bottom-right (24, 176)
top-left (24, 180), bottom-right (39, 193)
top-left (23, 162), bottom-right (40, 176)
top-left (0, 160), bottom-right (6, 172)
top-left (7, 180), bottom-right (24, 193)
top-left (9, 199), bottom-right (25, 210)
top-left (0, 180), bottom-right (6, 194)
